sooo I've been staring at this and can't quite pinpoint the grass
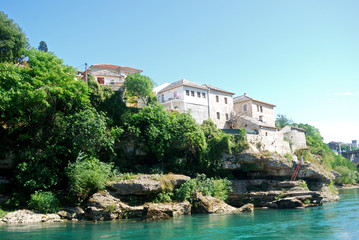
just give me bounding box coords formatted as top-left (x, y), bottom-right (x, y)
top-left (0, 207), bottom-right (9, 218)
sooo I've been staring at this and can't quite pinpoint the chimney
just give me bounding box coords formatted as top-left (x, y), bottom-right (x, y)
top-left (244, 92), bottom-right (247, 96)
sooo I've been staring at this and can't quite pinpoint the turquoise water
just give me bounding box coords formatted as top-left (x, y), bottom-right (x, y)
top-left (1, 188), bottom-right (359, 239)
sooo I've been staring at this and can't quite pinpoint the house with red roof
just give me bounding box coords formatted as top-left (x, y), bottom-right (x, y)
top-left (87, 64), bottom-right (142, 91)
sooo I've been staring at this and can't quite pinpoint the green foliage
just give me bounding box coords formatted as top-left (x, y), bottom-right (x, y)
top-left (0, 11), bottom-right (28, 63)
top-left (200, 119), bottom-right (232, 172)
top-left (105, 204), bottom-right (117, 212)
top-left (274, 191), bottom-right (284, 201)
top-left (328, 181), bottom-right (338, 194)
top-left (38, 41), bottom-right (48, 52)
top-left (124, 73), bottom-right (155, 106)
top-left (334, 166), bottom-right (358, 185)
top-left (175, 174), bottom-right (232, 202)
top-left (284, 153), bottom-right (293, 161)
top-left (275, 114), bottom-right (293, 129)
top-left (123, 104), bottom-right (207, 174)
top-left (66, 154), bottom-right (113, 201)
top-left (154, 191), bottom-right (174, 203)
top-left (28, 191), bottom-right (60, 213)
top-left (298, 181), bottom-right (309, 190)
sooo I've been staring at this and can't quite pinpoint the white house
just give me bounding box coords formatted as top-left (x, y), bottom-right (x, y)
top-left (157, 79), bottom-right (234, 129)
top-left (87, 64), bottom-right (142, 91)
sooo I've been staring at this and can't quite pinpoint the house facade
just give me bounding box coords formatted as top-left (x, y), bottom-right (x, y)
top-left (157, 79), bottom-right (234, 129)
top-left (87, 64), bottom-right (142, 91)
top-left (233, 93), bottom-right (276, 127)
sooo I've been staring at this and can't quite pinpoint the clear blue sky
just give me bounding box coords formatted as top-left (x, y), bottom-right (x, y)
top-left (2, 0), bottom-right (359, 143)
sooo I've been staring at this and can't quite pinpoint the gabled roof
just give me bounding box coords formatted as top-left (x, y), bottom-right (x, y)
top-left (158, 79), bottom-right (234, 95)
top-left (233, 94), bottom-right (276, 107)
top-left (240, 115), bottom-right (277, 129)
top-left (90, 64), bottom-right (142, 72)
top-left (158, 79), bottom-right (208, 93)
top-left (203, 84), bottom-right (235, 95)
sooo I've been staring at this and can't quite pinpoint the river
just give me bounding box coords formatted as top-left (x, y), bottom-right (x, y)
top-left (1, 188), bottom-right (359, 239)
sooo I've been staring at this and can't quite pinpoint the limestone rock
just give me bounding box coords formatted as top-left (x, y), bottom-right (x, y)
top-left (85, 190), bottom-right (144, 221)
top-left (238, 203), bottom-right (254, 212)
top-left (267, 197), bottom-right (304, 209)
top-left (145, 201), bottom-right (191, 217)
top-left (191, 192), bottom-right (240, 214)
top-left (107, 174), bottom-right (190, 196)
top-left (222, 151), bottom-right (335, 183)
top-left (0, 210), bottom-right (62, 224)
top-left (58, 207), bottom-right (85, 220)
top-left (143, 208), bottom-right (171, 221)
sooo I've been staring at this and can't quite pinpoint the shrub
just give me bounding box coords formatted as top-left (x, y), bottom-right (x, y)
top-left (334, 166), bottom-right (357, 185)
top-left (28, 191), bottom-right (60, 213)
top-left (66, 154), bottom-right (113, 201)
top-left (175, 174), bottom-right (232, 202)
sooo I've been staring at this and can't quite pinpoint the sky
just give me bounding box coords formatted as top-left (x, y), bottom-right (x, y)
top-left (2, 0), bottom-right (359, 143)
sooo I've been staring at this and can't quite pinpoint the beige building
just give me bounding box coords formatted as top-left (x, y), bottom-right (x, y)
top-left (157, 79), bottom-right (234, 128)
top-left (87, 64), bottom-right (142, 91)
top-left (233, 93), bottom-right (276, 127)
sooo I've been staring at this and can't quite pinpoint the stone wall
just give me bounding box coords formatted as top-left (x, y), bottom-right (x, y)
top-left (246, 130), bottom-right (293, 156)
top-left (208, 90), bottom-right (233, 129)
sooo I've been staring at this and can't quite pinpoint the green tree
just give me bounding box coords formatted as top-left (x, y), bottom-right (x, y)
top-left (0, 11), bottom-right (28, 63)
top-left (124, 73), bottom-right (155, 106)
top-left (275, 114), bottom-right (293, 129)
top-left (38, 41), bottom-right (48, 52)
top-left (0, 49), bottom-right (105, 193)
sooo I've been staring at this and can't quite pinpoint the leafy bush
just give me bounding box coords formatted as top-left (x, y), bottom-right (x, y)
top-left (66, 154), bottom-right (113, 201)
top-left (334, 166), bottom-right (358, 185)
top-left (175, 174), bottom-right (232, 202)
top-left (28, 191), bottom-right (60, 213)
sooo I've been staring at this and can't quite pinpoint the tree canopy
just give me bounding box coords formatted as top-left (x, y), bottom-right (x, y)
top-left (0, 11), bottom-right (28, 63)
top-left (124, 73), bottom-right (155, 106)
top-left (38, 41), bottom-right (48, 52)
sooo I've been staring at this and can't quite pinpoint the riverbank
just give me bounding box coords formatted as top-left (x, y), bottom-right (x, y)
top-left (0, 173), bottom-right (340, 224)
top-left (0, 188), bottom-right (358, 239)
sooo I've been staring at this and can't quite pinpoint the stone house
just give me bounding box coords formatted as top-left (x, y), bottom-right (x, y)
top-left (157, 79), bottom-right (235, 129)
top-left (233, 93), bottom-right (276, 127)
top-left (229, 93), bottom-right (307, 156)
top-left (87, 64), bottom-right (142, 91)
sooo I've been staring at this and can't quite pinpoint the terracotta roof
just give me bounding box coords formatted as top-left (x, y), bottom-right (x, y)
top-left (92, 64), bottom-right (120, 68)
top-left (91, 64), bottom-right (142, 72)
top-left (233, 95), bottom-right (276, 107)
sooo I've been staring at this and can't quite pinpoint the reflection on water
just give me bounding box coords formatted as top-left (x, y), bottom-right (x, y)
top-left (1, 188), bottom-right (359, 239)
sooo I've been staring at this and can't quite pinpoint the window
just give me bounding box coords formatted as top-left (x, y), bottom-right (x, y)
top-left (161, 94), bottom-right (164, 103)
top-left (191, 91), bottom-right (194, 97)
top-left (186, 90), bottom-right (189, 96)
top-left (197, 92), bottom-right (201, 97)
top-left (217, 112), bottom-right (220, 119)
top-left (257, 105), bottom-right (259, 112)
top-left (174, 91), bottom-right (177, 98)
top-left (259, 116), bottom-right (263, 122)
top-left (224, 97), bottom-right (228, 104)
top-left (260, 106), bottom-right (263, 113)
top-left (216, 95), bottom-right (219, 102)
top-left (243, 104), bottom-right (247, 112)
top-left (97, 77), bottom-right (105, 84)
top-left (225, 113), bottom-right (229, 120)
top-left (202, 92), bottom-right (206, 98)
